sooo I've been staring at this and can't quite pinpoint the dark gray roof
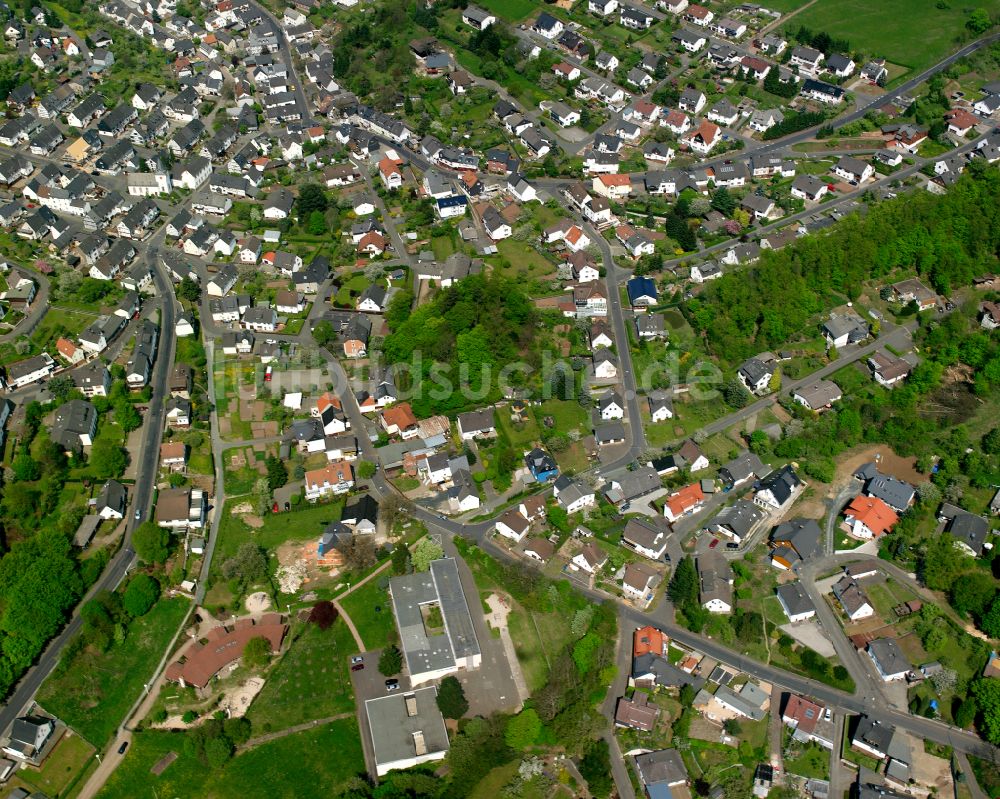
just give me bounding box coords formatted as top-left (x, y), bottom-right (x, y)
top-left (96, 479), bottom-right (126, 514)
top-left (853, 715), bottom-right (892, 753)
top-left (711, 499), bottom-right (765, 538)
top-left (776, 582), bottom-right (815, 617)
top-left (864, 473), bottom-right (914, 511)
top-left (770, 518), bottom-right (822, 561)
top-left (634, 748), bottom-right (688, 787)
top-left (632, 652), bottom-right (704, 690)
top-left (946, 512), bottom-right (989, 555)
top-left (758, 465), bottom-right (802, 505)
top-left (867, 637), bottom-right (911, 675)
top-left (719, 450), bottom-right (766, 486)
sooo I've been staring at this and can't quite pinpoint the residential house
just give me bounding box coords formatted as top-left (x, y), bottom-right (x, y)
top-left (623, 517), bottom-right (670, 560)
top-left (648, 391), bottom-right (674, 422)
top-left (776, 583), bottom-right (816, 623)
top-left (664, 483), bottom-right (706, 523)
top-left (769, 518), bottom-right (822, 569)
top-left (867, 638), bottom-right (912, 681)
top-left (868, 351), bottom-right (912, 387)
top-left (832, 575), bottom-right (874, 621)
top-left (572, 542), bottom-right (608, 574)
top-left (697, 551), bottom-right (732, 612)
top-left (754, 465), bottom-right (803, 511)
top-left (304, 461), bottom-right (355, 500)
top-left (553, 475), bottom-right (596, 513)
top-left (844, 495), bottom-right (898, 540)
top-left (793, 380), bottom-right (843, 411)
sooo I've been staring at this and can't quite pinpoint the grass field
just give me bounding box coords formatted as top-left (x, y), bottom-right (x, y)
top-left (478, 0), bottom-right (537, 22)
top-left (38, 598), bottom-right (191, 748)
top-left (95, 718), bottom-right (365, 799)
top-left (789, 0), bottom-right (1000, 77)
top-left (12, 731), bottom-right (95, 797)
top-left (246, 621), bottom-right (357, 731)
top-left (339, 578), bottom-right (398, 652)
top-left (785, 741), bottom-right (830, 779)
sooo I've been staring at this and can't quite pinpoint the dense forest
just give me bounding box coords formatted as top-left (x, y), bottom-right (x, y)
top-left (383, 273), bottom-right (538, 416)
top-left (686, 165), bottom-right (1000, 362)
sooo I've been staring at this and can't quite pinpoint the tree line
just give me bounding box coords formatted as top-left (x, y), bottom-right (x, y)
top-left (686, 166), bottom-right (1000, 364)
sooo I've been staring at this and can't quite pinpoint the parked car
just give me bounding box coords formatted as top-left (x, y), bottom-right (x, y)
top-left (351, 663), bottom-right (364, 672)
top-left (351, 656), bottom-right (363, 664)
top-left (726, 542), bottom-right (739, 550)
top-left (709, 538), bottom-right (719, 549)
top-left (385, 679), bottom-right (400, 692)
top-left (117, 741), bottom-right (129, 754)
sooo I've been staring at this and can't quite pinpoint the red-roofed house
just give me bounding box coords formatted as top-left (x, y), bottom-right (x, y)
top-left (378, 157), bottom-right (403, 190)
top-left (553, 61), bottom-right (581, 81)
top-left (844, 495), bottom-right (898, 539)
top-left (633, 625), bottom-right (669, 657)
top-left (358, 231), bottom-right (387, 256)
top-left (945, 108), bottom-right (978, 137)
top-left (381, 402), bottom-right (419, 439)
top-left (664, 483), bottom-right (706, 523)
top-left (662, 109), bottom-right (691, 135)
top-left (304, 461), bottom-right (354, 500)
top-left (564, 224), bottom-right (591, 252)
top-left (592, 173), bottom-right (632, 200)
top-left (56, 337), bottom-right (84, 364)
top-left (683, 119), bottom-right (721, 154)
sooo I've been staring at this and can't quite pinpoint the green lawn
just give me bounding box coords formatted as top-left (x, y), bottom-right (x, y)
top-left (785, 741), bottom-right (830, 780)
top-left (479, 0), bottom-right (537, 21)
top-left (339, 578), bottom-right (398, 652)
top-left (246, 621), bottom-right (357, 732)
top-left (14, 730), bottom-right (95, 797)
top-left (790, 0), bottom-right (1000, 79)
top-left (497, 408), bottom-right (542, 449)
top-left (535, 400), bottom-right (588, 436)
top-left (95, 718), bottom-right (366, 799)
top-left (494, 239), bottom-right (557, 288)
top-left (38, 598), bottom-right (191, 748)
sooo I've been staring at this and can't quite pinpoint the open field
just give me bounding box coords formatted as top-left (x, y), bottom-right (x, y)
top-left (478, 0), bottom-right (537, 22)
top-left (246, 621), bottom-right (357, 731)
top-left (38, 598), bottom-right (191, 748)
top-left (95, 718), bottom-right (365, 799)
top-left (790, 0), bottom-right (1000, 78)
top-left (339, 578), bottom-right (399, 652)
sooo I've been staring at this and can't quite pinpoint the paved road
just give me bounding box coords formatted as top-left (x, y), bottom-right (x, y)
top-left (956, 751), bottom-right (989, 799)
top-left (599, 609), bottom-right (638, 799)
top-left (827, 708), bottom-right (847, 799)
top-left (0, 264), bottom-right (50, 344)
top-left (587, 222), bottom-right (647, 471)
top-left (251, 1), bottom-right (310, 123)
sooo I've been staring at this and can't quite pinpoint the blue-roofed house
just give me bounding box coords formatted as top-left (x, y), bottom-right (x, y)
top-left (525, 447), bottom-right (558, 482)
top-left (627, 275), bottom-right (658, 309)
top-left (435, 194), bottom-right (468, 219)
